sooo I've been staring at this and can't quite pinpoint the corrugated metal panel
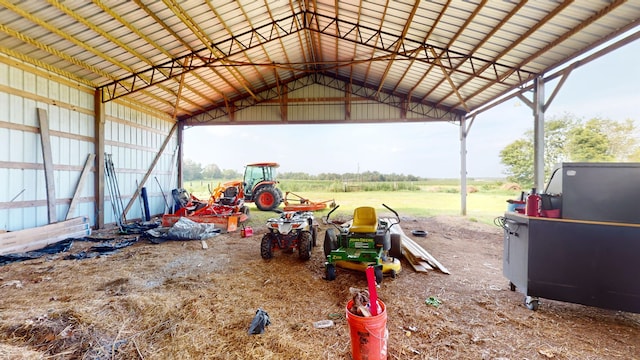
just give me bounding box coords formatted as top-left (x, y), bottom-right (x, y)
top-left (0, 55), bottom-right (179, 230)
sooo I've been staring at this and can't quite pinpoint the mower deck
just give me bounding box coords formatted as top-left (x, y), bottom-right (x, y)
top-left (335, 258), bottom-right (402, 275)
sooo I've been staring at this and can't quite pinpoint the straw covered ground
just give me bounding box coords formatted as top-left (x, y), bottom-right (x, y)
top-left (0, 215), bottom-right (638, 359)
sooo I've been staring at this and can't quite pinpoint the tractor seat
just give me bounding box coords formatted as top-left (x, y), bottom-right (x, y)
top-left (350, 206), bottom-right (378, 233)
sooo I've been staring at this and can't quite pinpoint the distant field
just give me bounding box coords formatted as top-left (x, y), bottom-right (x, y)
top-left (183, 179), bottom-right (523, 226)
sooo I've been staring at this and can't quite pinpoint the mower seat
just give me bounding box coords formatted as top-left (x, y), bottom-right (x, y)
top-left (220, 186), bottom-right (239, 206)
top-left (350, 206), bottom-right (378, 233)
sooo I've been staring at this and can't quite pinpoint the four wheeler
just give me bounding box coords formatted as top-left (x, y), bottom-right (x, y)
top-left (323, 204), bottom-right (402, 284)
top-left (260, 210), bottom-right (318, 260)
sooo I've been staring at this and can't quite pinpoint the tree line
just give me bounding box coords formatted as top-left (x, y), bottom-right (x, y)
top-left (184, 113), bottom-right (637, 187)
top-left (500, 114), bottom-right (639, 187)
top-left (182, 160), bottom-right (425, 182)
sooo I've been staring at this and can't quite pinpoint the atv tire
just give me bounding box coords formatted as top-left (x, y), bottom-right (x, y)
top-left (323, 228), bottom-right (338, 258)
top-left (298, 231), bottom-right (312, 260)
top-left (389, 233), bottom-right (402, 259)
top-left (260, 234), bottom-right (273, 259)
top-left (311, 223), bottom-right (317, 247)
top-left (254, 187), bottom-right (281, 211)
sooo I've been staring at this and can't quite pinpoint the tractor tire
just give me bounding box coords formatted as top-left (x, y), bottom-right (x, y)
top-left (254, 187), bottom-right (281, 211)
top-left (298, 231), bottom-right (312, 260)
top-left (260, 234), bottom-right (273, 259)
top-left (389, 233), bottom-right (402, 259)
top-left (323, 228), bottom-right (338, 258)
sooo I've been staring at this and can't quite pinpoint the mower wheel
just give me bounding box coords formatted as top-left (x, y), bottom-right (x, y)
top-left (298, 231), bottom-right (312, 260)
top-left (374, 266), bottom-right (383, 285)
top-left (260, 234), bottom-right (273, 259)
top-left (323, 228), bottom-right (338, 258)
top-left (254, 187), bottom-right (281, 211)
top-left (241, 205), bottom-right (250, 216)
top-left (325, 263), bottom-right (336, 281)
top-left (389, 233), bottom-right (402, 259)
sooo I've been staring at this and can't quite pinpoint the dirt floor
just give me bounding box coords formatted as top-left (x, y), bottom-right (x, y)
top-left (0, 214), bottom-right (638, 359)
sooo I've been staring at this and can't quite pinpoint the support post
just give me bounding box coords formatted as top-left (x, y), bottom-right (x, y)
top-left (460, 116), bottom-right (468, 216)
top-left (177, 122), bottom-right (184, 188)
top-left (94, 89), bottom-right (105, 229)
top-left (533, 76), bottom-right (545, 191)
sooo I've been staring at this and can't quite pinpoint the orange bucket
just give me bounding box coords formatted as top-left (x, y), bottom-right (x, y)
top-left (346, 299), bottom-right (388, 360)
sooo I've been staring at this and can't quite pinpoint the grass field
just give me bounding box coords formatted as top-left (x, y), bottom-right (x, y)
top-left (183, 179), bottom-right (523, 226)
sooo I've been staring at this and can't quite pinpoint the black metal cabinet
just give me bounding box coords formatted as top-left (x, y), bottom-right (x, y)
top-left (503, 212), bottom-right (640, 313)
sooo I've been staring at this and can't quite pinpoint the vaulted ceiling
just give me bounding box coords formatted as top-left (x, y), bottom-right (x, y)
top-left (1, 1), bottom-right (639, 125)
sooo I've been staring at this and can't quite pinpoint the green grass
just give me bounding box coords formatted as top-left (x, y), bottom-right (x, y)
top-left (182, 179), bottom-right (521, 227)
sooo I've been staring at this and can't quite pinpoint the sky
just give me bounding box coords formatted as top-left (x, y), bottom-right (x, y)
top-left (183, 37), bottom-right (640, 179)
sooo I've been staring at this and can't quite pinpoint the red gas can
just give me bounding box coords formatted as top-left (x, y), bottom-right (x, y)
top-left (526, 188), bottom-right (541, 217)
top-left (241, 226), bottom-right (253, 238)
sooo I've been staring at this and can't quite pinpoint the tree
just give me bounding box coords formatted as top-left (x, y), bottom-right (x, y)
top-left (202, 164), bottom-right (222, 179)
top-left (567, 119), bottom-right (613, 162)
top-left (500, 115), bottom-right (574, 186)
top-left (570, 118), bottom-right (637, 161)
top-left (500, 139), bottom-right (534, 186)
top-left (500, 114), bottom-right (639, 187)
top-left (221, 169), bottom-right (241, 179)
top-left (183, 159), bottom-right (203, 181)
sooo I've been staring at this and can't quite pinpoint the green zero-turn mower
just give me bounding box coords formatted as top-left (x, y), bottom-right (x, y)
top-left (323, 204), bottom-right (402, 284)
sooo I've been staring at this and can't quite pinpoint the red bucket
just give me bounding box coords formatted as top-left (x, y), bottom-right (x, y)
top-left (346, 299), bottom-right (388, 360)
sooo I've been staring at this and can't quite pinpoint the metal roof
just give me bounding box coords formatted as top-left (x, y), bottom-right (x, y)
top-left (1, 1), bottom-right (638, 125)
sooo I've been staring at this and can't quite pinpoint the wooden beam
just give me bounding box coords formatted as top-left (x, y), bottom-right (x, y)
top-left (66, 153), bottom-right (95, 220)
top-left (121, 123), bottom-right (177, 221)
top-left (37, 108), bottom-right (57, 223)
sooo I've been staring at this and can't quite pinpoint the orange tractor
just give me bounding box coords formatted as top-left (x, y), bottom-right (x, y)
top-left (238, 162), bottom-right (283, 211)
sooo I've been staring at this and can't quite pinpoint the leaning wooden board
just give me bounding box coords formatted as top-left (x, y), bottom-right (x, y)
top-left (0, 217), bottom-right (91, 255)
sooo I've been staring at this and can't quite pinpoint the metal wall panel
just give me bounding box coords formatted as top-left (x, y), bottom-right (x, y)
top-left (103, 100), bottom-right (177, 225)
top-left (0, 56), bottom-right (176, 231)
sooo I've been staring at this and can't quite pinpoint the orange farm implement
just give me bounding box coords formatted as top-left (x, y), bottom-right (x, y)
top-left (162, 185), bottom-right (249, 232)
top-left (282, 191), bottom-right (336, 212)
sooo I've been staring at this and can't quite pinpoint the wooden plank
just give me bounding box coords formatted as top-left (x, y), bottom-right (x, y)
top-left (0, 217), bottom-right (91, 255)
top-left (122, 122), bottom-right (178, 220)
top-left (0, 223), bottom-right (90, 250)
top-left (0, 217), bottom-right (87, 243)
top-left (402, 249), bottom-right (432, 272)
top-left (66, 153), bottom-right (96, 220)
top-left (386, 218), bottom-right (451, 275)
top-left (37, 108), bottom-right (57, 223)
top-left (0, 227), bottom-right (91, 255)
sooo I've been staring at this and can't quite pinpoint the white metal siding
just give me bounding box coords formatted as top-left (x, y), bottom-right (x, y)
top-left (0, 54), bottom-right (176, 231)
